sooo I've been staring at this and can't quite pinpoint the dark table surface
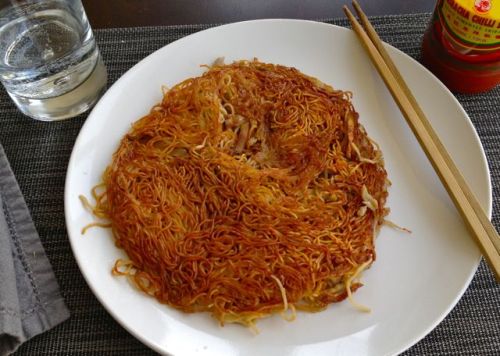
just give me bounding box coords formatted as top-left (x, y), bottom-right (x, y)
top-left (81, 0), bottom-right (436, 28)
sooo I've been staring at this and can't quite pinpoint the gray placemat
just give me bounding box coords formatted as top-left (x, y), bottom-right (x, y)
top-left (0, 13), bottom-right (498, 355)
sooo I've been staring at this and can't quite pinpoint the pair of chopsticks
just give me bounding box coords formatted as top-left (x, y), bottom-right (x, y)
top-left (343, 1), bottom-right (500, 281)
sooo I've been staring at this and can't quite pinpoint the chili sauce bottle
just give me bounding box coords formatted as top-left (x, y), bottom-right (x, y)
top-left (421, 0), bottom-right (500, 93)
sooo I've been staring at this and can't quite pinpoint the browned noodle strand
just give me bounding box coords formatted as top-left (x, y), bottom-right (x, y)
top-left (89, 59), bottom-right (389, 328)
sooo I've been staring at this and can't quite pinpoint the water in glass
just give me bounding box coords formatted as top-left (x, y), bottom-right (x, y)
top-left (0, 0), bottom-right (107, 121)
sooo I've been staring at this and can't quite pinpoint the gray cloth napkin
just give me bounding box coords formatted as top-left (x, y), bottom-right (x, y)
top-left (0, 143), bottom-right (69, 355)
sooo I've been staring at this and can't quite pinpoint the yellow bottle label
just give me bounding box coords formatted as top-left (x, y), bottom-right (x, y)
top-left (438, 0), bottom-right (500, 50)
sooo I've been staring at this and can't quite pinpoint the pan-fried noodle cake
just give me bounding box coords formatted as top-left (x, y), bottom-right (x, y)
top-left (85, 59), bottom-right (389, 330)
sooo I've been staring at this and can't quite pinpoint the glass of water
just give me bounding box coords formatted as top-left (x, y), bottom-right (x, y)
top-left (0, 0), bottom-right (107, 121)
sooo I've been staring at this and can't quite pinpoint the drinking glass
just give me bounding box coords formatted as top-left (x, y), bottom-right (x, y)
top-left (0, 0), bottom-right (107, 121)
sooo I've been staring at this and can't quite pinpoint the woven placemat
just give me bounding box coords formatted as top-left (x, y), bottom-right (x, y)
top-left (1, 13), bottom-right (498, 355)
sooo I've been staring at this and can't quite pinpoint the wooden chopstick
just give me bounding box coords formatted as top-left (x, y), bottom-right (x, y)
top-left (343, 1), bottom-right (500, 280)
top-left (350, 0), bottom-right (500, 256)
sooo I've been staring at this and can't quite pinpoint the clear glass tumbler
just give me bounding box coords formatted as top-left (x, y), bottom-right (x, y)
top-left (0, 0), bottom-right (107, 121)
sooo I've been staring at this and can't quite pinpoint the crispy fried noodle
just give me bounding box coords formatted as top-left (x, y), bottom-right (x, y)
top-left (82, 59), bottom-right (390, 329)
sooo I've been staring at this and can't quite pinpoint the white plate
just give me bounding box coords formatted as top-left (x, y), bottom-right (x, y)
top-left (65, 20), bottom-right (491, 356)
